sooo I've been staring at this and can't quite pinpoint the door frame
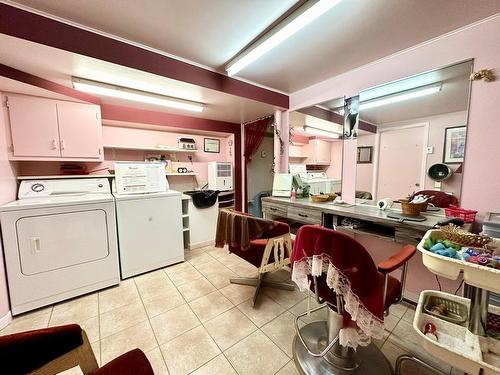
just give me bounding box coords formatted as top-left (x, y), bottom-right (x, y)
top-left (371, 122), bottom-right (429, 200)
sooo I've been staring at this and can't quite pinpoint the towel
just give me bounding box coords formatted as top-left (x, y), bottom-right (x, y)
top-left (215, 209), bottom-right (277, 251)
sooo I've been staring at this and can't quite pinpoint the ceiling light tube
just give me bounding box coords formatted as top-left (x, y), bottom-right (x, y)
top-left (303, 125), bottom-right (340, 138)
top-left (226, 0), bottom-right (342, 76)
top-left (72, 78), bottom-right (204, 112)
top-left (359, 83), bottom-right (441, 111)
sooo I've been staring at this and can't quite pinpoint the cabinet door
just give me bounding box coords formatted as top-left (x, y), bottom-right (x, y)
top-left (315, 140), bottom-right (331, 164)
top-left (7, 95), bottom-right (61, 157)
top-left (289, 145), bottom-right (302, 157)
top-left (57, 102), bottom-right (102, 158)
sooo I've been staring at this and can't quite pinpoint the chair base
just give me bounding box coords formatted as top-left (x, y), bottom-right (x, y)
top-left (230, 275), bottom-right (295, 306)
top-left (292, 321), bottom-right (393, 375)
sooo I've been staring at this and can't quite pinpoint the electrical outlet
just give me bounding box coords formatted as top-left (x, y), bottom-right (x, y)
top-left (426, 146), bottom-right (434, 154)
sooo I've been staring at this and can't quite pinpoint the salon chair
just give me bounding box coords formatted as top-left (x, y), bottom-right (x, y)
top-left (216, 209), bottom-right (295, 306)
top-left (411, 190), bottom-right (458, 208)
top-left (0, 324), bottom-right (153, 375)
top-left (291, 225), bottom-right (416, 375)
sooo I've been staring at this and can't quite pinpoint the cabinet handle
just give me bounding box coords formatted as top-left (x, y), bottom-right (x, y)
top-left (269, 207), bottom-right (277, 211)
top-left (51, 139), bottom-right (58, 150)
top-left (298, 213), bottom-right (308, 218)
top-left (60, 139), bottom-right (66, 150)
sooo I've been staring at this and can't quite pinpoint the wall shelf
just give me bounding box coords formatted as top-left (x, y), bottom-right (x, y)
top-left (103, 144), bottom-right (196, 153)
top-left (166, 172), bottom-right (198, 176)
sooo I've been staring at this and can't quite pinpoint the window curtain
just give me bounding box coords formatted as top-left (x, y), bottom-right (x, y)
top-left (244, 116), bottom-right (272, 162)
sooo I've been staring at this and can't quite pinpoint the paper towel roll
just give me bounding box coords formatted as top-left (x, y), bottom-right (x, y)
top-left (377, 198), bottom-right (394, 210)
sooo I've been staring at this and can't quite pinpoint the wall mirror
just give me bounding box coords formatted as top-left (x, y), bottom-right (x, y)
top-left (355, 59), bottom-right (473, 204)
top-left (288, 97), bottom-right (344, 195)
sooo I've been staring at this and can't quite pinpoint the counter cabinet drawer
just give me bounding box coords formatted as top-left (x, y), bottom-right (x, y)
top-left (287, 206), bottom-right (322, 224)
top-left (262, 203), bottom-right (288, 218)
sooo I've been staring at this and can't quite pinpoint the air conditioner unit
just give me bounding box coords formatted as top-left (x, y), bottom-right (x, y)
top-left (208, 162), bottom-right (233, 191)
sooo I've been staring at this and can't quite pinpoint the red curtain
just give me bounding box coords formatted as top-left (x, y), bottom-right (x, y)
top-left (244, 117), bottom-right (271, 162)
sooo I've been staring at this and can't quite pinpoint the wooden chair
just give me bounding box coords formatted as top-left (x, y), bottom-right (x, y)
top-left (0, 324), bottom-right (153, 375)
top-left (218, 210), bottom-right (295, 306)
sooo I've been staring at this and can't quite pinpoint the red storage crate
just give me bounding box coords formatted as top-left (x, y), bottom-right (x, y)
top-left (444, 205), bottom-right (477, 223)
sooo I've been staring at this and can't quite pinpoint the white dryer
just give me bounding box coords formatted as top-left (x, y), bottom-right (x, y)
top-left (113, 190), bottom-right (184, 279)
top-left (0, 178), bottom-right (120, 315)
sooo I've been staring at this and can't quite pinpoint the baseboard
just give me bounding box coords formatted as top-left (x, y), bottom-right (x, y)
top-left (0, 311), bottom-right (12, 330)
top-left (189, 240), bottom-right (215, 250)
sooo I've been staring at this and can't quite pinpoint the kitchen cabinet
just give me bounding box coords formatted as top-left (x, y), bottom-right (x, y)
top-left (303, 139), bottom-right (331, 165)
top-left (6, 94), bottom-right (103, 160)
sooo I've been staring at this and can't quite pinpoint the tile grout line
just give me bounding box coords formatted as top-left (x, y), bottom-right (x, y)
top-left (132, 275), bottom-right (170, 374)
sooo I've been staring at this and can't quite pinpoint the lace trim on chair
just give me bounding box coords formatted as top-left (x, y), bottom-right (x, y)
top-left (292, 254), bottom-right (384, 349)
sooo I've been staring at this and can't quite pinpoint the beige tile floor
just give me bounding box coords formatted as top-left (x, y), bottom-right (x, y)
top-left (0, 245), bottom-right (464, 375)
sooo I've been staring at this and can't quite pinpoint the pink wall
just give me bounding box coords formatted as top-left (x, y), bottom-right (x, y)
top-left (18, 125), bottom-right (232, 188)
top-left (355, 134), bottom-right (376, 193)
top-left (290, 15), bottom-right (500, 214)
top-left (326, 140), bottom-right (343, 179)
top-left (0, 96), bottom-right (19, 323)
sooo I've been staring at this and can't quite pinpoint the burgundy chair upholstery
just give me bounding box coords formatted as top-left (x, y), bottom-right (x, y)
top-left (412, 190), bottom-right (458, 208)
top-left (228, 215), bottom-right (291, 267)
top-left (0, 324), bottom-right (83, 375)
top-left (0, 324), bottom-right (154, 375)
top-left (92, 349), bottom-right (153, 375)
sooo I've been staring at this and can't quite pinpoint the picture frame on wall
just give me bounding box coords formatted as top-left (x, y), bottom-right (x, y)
top-left (357, 146), bottom-right (373, 164)
top-left (204, 138), bottom-right (220, 153)
top-left (443, 126), bottom-right (466, 164)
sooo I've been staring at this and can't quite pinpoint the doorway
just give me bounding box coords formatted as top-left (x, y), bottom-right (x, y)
top-left (374, 123), bottom-right (428, 200)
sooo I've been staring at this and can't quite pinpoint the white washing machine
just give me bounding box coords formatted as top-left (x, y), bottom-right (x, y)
top-left (0, 178), bottom-right (120, 315)
top-left (113, 190), bottom-right (184, 279)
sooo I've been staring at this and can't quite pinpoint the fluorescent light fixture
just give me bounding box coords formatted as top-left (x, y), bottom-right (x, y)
top-left (359, 83), bottom-right (441, 111)
top-left (72, 78), bottom-right (204, 112)
top-left (226, 0), bottom-right (342, 76)
top-left (303, 126), bottom-right (340, 138)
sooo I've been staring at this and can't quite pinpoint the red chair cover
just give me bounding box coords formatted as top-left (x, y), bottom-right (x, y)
top-left (291, 225), bottom-right (385, 348)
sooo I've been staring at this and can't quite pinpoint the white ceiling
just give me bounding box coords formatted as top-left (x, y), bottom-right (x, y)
top-left (6, 0), bottom-right (499, 93)
top-left (0, 34), bottom-right (276, 124)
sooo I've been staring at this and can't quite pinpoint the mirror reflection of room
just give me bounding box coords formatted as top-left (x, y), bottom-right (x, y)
top-left (288, 98), bottom-right (344, 198)
top-left (356, 60), bottom-right (472, 207)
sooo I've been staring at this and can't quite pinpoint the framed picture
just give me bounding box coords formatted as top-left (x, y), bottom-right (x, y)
top-left (443, 126), bottom-right (466, 164)
top-left (357, 146), bottom-right (373, 164)
top-left (204, 138), bottom-right (220, 153)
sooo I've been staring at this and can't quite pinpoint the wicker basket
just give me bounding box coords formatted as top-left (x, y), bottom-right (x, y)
top-left (400, 199), bottom-right (427, 216)
top-left (311, 194), bottom-right (329, 203)
top-left (441, 224), bottom-right (492, 247)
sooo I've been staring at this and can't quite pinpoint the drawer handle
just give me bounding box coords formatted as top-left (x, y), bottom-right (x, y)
top-left (270, 207), bottom-right (277, 211)
top-left (298, 213), bottom-right (308, 218)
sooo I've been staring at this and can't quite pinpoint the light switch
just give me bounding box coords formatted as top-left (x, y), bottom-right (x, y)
top-left (426, 146), bottom-right (434, 154)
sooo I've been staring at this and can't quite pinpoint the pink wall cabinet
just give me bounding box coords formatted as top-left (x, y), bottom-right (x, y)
top-left (6, 94), bottom-right (103, 161)
top-left (304, 139), bottom-right (331, 165)
top-left (288, 144), bottom-right (303, 158)
top-left (6, 95), bottom-right (61, 158)
top-left (57, 101), bottom-right (102, 159)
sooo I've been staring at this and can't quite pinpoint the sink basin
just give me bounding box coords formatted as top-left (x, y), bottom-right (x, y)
top-left (184, 190), bottom-right (219, 209)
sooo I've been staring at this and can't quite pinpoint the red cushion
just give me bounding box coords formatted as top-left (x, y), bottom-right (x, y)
top-left (0, 324), bottom-right (83, 375)
top-left (92, 349), bottom-right (153, 375)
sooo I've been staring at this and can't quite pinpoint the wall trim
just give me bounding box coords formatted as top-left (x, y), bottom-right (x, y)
top-left (0, 310), bottom-right (12, 330)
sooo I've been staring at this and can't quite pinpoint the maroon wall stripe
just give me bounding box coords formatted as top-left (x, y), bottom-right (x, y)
top-left (0, 64), bottom-right (101, 104)
top-left (101, 104), bottom-right (242, 210)
top-left (0, 3), bottom-right (289, 109)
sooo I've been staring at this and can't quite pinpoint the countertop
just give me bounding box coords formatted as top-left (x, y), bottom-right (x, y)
top-left (262, 196), bottom-right (445, 231)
